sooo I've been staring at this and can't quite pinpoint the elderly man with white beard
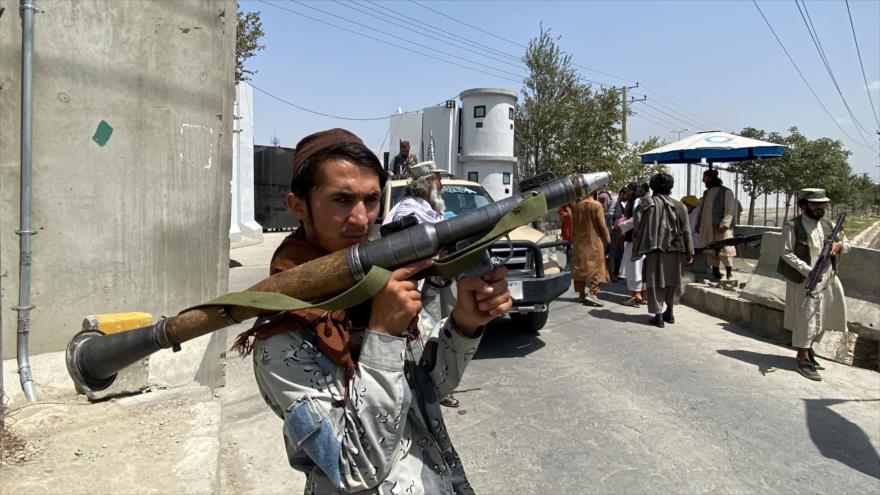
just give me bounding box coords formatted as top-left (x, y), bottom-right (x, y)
top-left (382, 161), bottom-right (460, 407)
top-left (385, 161), bottom-right (446, 225)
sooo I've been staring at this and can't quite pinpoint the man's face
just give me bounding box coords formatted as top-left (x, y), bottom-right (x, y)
top-left (803, 201), bottom-right (827, 220)
top-left (286, 158), bottom-right (381, 253)
top-left (685, 203), bottom-right (696, 213)
top-left (702, 173), bottom-right (711, 187)
top-left (400, 143), bottom-right (410, 157)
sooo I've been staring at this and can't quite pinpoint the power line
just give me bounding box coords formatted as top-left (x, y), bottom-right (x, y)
top-left (408, 0), bottom-right (527, 50)
top-left (795, 0), bottom-right (874, 147)
top-left (637, 87), bottom-right (731, 131)
top-left (641, 101), bottom-right (702, 130)
top-left (287, 0), bottom-right (527, 81)
top-left (632, 112), bottom-right (677, 134)
top-left (361, 0), bottom-right (522, 65)
top-left (406, 0), bottom-right (624, 87)
top-left (752, 0), bottom-right (875, 152)
top-left (257, 0), bottom-right (522, 84)
top-left (251, 83), bottom-right (416, 121)
top-left (330, 0), bottom-right (530, 74)
top-left (844, 0), bottom-right (880, 128)
top-left (384, 0), bottom-right (613, 87)
top-left (632, 106), bottom-right (690, 132)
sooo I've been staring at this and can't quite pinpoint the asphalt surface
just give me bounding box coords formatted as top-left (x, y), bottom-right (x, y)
top-left (219, 233), bottom-right (880, 494)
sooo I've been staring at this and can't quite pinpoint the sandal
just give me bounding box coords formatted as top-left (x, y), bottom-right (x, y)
top-left (440, 395), bottom-right (460, 408)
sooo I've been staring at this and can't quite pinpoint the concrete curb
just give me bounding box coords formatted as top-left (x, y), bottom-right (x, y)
top-left (852, 217), bottom-right (880, 247)
top-left (682, 282), bottom-right (878, 370)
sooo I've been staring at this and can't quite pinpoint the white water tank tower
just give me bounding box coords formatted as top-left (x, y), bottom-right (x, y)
top-left (458, 88), bottom-right (517, 199)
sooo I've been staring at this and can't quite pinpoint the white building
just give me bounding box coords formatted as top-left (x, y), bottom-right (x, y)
top-left (388, 87), bottom-right (519, 200)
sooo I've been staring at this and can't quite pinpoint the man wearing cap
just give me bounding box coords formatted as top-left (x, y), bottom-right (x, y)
top-left (390, 139), bottom-right (417, 176)
top-left (237, 128), bottom-right (511, 493)
top-left (778, 188), bottom-right (849, 381)
top-left (384, 160), bottom-right (445, 226)
top-left (383, 161), bottom-right (460, 408)
top-left (695, 169), bottom-right (737, 280)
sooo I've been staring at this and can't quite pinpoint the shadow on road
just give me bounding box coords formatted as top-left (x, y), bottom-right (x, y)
top-left (716, 349), bottom-right (795, 376)
top-left (804, 398), bottom-right (880, 480)
top-left (586, 308), bottom-right (653, 326)
top-left (473, 317), bottom-right (546, 360)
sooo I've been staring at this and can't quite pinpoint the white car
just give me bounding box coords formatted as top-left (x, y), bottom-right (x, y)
top-left (377, 176), bottom-right (571, 332)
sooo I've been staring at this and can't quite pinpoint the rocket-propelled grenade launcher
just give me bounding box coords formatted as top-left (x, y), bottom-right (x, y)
top-left (66, 172), bottom-right (610, 394)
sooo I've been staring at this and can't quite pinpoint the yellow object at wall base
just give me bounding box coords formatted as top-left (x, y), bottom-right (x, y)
top-left (82, 312), bottom-right (153, 335)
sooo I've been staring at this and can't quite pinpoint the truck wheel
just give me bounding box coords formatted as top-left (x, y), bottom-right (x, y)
top-left (509, 310), bottom-right (549, 333)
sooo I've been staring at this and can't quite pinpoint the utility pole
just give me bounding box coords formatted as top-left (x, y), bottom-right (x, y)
top-left (621, 83), bottom-right (642, 144)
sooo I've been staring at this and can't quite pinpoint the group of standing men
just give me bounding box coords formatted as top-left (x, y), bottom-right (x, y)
top-left (564, 173), bottom-right (695, 327)
top-left (563, 168), bottom-right (850, 381)
top-left (563, 168), bottom-right (746, 327)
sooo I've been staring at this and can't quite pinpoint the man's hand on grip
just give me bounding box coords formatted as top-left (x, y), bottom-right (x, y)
top-left (369, 259), bottom-right (433, 337)
top-left (452, 266), bottom-right (513, 336)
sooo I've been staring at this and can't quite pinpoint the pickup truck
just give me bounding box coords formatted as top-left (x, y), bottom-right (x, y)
top-left (377, 175), bottom-right (571, 332)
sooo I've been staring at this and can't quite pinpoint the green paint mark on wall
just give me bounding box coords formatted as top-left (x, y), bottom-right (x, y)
top-left (92, 120), bottom-right (113, 147)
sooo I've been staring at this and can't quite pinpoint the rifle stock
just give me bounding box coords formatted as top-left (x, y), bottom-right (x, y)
top-left (66, 172), bottom-right (610, 394)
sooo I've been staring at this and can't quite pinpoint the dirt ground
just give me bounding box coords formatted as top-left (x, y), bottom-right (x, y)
top-left (0, 386), bottom-right (217, 495)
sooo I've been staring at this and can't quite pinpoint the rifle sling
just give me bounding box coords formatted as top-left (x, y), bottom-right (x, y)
top-left (184, 193), bottom-right (549, 314)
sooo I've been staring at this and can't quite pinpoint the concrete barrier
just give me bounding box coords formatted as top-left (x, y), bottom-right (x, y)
top-left (740, 231), bottom-right (880, 367)
top-left (732, 225), bottom-right (782, 259)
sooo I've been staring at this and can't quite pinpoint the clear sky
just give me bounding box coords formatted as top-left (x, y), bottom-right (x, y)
top-left (241, 0), bottom-right (880, 180)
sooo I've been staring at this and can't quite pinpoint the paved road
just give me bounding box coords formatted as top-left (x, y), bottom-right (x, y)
top-left (218, 234), bottom-right (880, 494)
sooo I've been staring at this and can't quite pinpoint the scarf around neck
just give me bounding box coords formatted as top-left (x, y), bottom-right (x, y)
top-left (232, 227), bottom-right (368, 382)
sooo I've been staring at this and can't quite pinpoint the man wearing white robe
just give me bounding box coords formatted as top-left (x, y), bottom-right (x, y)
top-left (778, 188), bottom-right (849, 381)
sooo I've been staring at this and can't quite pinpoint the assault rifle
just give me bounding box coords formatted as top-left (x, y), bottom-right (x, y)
top-left (66, 172), bottom-right (610, 394)
top-left (801, 213), bottom-right (846, 311)
top-left (694, 233), bottom-right (763, 253)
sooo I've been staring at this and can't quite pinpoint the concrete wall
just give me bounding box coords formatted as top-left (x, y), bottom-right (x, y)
top-left (0, 0), bottom-right (235, 390)
top-left (741, 232), bottom-right (880, 341)
top-left (230, 82), bottom-right (262, 242)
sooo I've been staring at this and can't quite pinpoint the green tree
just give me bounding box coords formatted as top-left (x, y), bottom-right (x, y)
top-left (236, 10), bottom-right (265, 83)
top-left (515, 27), bottom-right (625, 180)
top-left (608, 136), bottom-right (668, 193)
top-left (515, 27), bottom-right (581, 178)
top-left (774, 127), bottom-right (852, 221)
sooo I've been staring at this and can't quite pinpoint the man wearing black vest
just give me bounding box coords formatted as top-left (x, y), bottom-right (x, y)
top-left (778, 188), bottom-right (849, 381)
top-left (694, 169), bottom-right (737, 280)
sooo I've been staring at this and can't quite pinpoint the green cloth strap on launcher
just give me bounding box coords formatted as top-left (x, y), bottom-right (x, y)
top-left (185, 192), bottom-right (549, 315)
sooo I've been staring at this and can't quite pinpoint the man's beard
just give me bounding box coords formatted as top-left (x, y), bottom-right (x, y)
top-left (804, 206), bottom-right (825, 220)
top-left (428, 185), bottom-right (446, 214)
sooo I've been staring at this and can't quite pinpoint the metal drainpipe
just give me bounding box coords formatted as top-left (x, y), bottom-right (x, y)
top-left (16, 0), bottom-right (38, 402)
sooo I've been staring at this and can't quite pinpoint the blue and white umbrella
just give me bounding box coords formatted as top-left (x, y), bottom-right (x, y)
top-left (640, 131), bottom-right (786, 165)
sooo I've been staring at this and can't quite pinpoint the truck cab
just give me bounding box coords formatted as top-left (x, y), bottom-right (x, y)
top-left (377, 175), bottom-right (571, 332)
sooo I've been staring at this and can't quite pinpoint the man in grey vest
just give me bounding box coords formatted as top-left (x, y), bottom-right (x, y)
top-left (694, 169), bottom-right (737, 279)
top-left (778, 188), bottom-right (849, 381)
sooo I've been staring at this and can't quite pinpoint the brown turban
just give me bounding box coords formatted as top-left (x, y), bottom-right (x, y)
top-left (292, 128), bottom-right (365, 177)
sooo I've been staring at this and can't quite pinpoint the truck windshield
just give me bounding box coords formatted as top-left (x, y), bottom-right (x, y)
top-left (390, 184), bottom-right (495, 218)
